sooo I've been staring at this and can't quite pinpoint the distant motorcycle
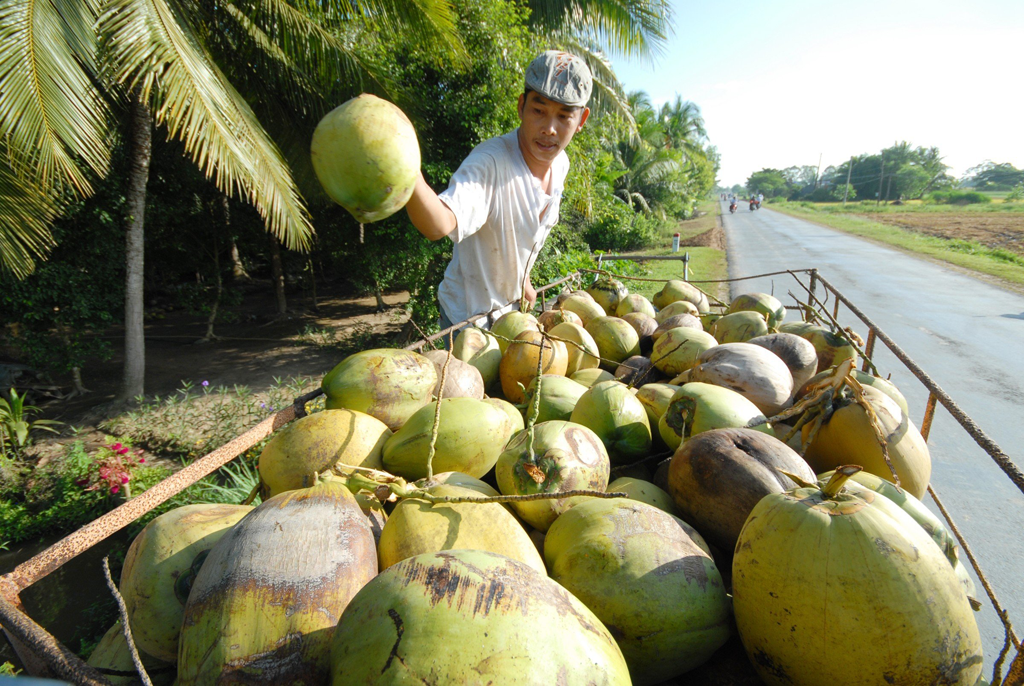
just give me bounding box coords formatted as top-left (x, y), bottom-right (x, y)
top-left (729, 201), bottom-right (737, 214)
top-left (749, 200), bottom-right (756, 211)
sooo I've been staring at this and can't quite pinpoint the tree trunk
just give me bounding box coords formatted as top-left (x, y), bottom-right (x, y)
top-left (374, 280), bottom-right (386, 313)
top-left (269, 232), bottom-right (287, 315)
top-left (117, 94), bottom-right (152, 403)
top-left (229, 240), bottom-right (248, 280)
top-left (308, 258), bottom-right (319, 313)
top-left (203, 236), bottom-right (222, 341)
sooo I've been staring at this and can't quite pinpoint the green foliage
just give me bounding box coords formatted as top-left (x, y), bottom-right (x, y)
top-left (0, 389), bottom-right (61, 459)
top-left (0, 662), bottom-right (20, 676)
top-left (746, 169), bottom-right (792, 198)
top-left (963, 161), bottom-right (1024, 191)
top-left (804, 184), bottom-right (856, 202)
top-left (1006, 183), bottom-right (1024, 203)
top-left (584, 207), bottom-right (666, 252)
top-left (927, 190), bottom-right (991, 205)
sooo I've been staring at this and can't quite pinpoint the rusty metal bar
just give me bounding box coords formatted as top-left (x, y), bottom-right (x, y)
top-left (813, 272), bottom-right (1024, 496)
top-left (832, 296), bottom-right (841, 321)
top-left (595, 255), bottom-right (692, 261)
top-left (920, 392), bottom-right (938, 442)
top-left (1004, 648), bottom-right (1024, 686)
top-left (862, 329), bottom-right (877, 371)
top-left (0, 592), bottom-right (110, 685)
top-left (806, 268), bottom-right (819, 322)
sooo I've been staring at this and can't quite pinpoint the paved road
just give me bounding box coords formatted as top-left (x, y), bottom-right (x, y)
top-left (720, 200), bottom-right (1024, 667)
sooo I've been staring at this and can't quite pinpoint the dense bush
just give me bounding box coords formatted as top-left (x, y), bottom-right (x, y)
top-left (927, 190), bottom-right (991, 205)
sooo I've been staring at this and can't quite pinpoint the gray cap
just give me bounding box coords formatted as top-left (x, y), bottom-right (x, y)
top-left (524, 51), bottom-right (593, 108)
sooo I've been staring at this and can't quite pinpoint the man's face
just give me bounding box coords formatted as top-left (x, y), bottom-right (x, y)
top-left (517, 92), bottom-right (590, 168)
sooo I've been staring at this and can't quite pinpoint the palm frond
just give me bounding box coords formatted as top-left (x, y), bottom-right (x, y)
top-left (100, 0), bottom-right (313, 249)
top-left (0, 0), bottom-right (112, 194)
top-left (526, 0), bottom-right (672, 61)
top-left (0, 150), bottom-right (58, 278)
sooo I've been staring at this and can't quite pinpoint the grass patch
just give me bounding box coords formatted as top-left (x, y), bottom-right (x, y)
top-left (597, 200), bottom-right (729, 304)
top-left (774, 199), bottom-right (1024, 214)
top-left (767, 203), bottom-right (1024, 287)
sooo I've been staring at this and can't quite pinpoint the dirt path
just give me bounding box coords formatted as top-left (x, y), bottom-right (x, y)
top-left (9, 284), bottom-right (411, 427)
top-left (862, 212), bottom-right (1024, 254)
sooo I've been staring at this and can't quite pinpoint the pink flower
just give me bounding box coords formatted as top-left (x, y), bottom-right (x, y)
top-left (110, 485), bottom-right (120, 494)
top-left (138, 458), bottom-right (145, 463)
top-left (111, 443), bottom-right (123, 451)
top-left (116, 447), bottom-right (129, 455)
top-left (121, 476), bottom-right (130, 484)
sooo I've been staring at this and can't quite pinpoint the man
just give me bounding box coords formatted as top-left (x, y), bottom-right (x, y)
top-left (404, 51), bottom-right (592, 331)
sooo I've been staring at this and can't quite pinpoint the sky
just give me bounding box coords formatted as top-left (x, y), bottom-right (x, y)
top-left (611, 0), bottom-right (1024, 187)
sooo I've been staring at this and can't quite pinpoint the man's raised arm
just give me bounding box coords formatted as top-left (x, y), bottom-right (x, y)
top-left (405, 172), bottom-right (457, 241)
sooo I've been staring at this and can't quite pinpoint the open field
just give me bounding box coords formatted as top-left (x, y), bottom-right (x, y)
top-left (767, 201), bottom-right (1024, 289)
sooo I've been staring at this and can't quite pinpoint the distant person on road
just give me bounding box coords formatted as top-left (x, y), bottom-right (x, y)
top-left (404, 51), bottom-right (592, 334)
top-left (757, 192), bottom-right (764, 205)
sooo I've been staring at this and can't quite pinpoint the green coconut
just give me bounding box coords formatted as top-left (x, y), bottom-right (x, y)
top-left (382, 397), bottom-right (515, 480)
top-left (571, 367), bottom-right (616, 387)
top-left (87, 621), bottom-right (175, 686)
top-left (258, 409), bottom-right (391, 499)
top-left (658, 413), bottom-right (682, 451)
top-left (329, 550), bottom-right (631, 684)
top-left (177, 482), bottom-right (377, 684)
top-left (495, 420), bottom-right (610, 531)
top-left (779, 322), bottom-right (859, 373)
top-left (636, 382), bottom-right (679, 449)
top-left (322, 348), bottom-right (436, 431)
top-left (664, 382), bottom-right (774, 444)
top-left (732, 468), bottom-right (983, 686)
top-left (559, 292), bottom-right (606, 326)
top-left (650, 327), bottom-right (718, 376)
top-left (377, 484), bottom-right (545, 573)
top-left (483, 397), bottom-right (525, 434)
top-left (452, 327), bottom-right (502, 389)
top-left (653, 279), bottom-right (709, 313)
top-left (727, 292), bottom-right (787, 328)
top-left (310, 94), bottom-right (419, 223)
top-left (606, 476), bottom-right (678, 516)
top-left (120, 504), bottom-right (252, 663)
top-left (490, 311), bottom-right (540, 354)
top-left (570, 380), bottom-right (652, 465)
top-left (709, 311), bottom-right (770, 343)
top-left (615, 293), bottom-right (657, 319)
top-left (548, 321), bottom-right (600, 374)
top-left (652, 314), bottom-right (703, 342)
top-left (585, 316), bottom-right (641, 370)
top-left (656, 300), bottom-right (700, 322)
top-left (587, 276), bottom-right (629, 314)
top-left (545, 499), bottom-right (730, 684)
top-left (522, 374), bottom-right (589, 423)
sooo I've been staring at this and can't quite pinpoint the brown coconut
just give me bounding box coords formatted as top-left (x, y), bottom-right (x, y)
top-left (423, 350), bottom-right (485, 399)
top-left (667, 428), bottom-right (816, 552)
top-left (687, 343), bottom-right (794, 416)
top-left (746, 332), bottom-right (818, 396)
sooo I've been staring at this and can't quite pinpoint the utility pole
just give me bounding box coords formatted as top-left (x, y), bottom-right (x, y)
top-left (885, 174), bottom-right (893, 203)
top-left (814, 153), bottom-right (823, 189)
top-left (843, 157), bottom-right (853, 206)
top-left (876, 158), bottom-right (885, 207)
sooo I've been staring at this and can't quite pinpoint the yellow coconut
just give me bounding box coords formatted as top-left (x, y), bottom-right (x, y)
top-left (804, 385), bottom-right (931, 499)
top-left (258, 409), bottom-right (391, 499)
top-left (498, 330), bottom-right (568, 404)
top-left (653, 279), bottom-right (709, 313)
top-left (587, 276), bottom-right (629, 313)
top-left (322, 348), bottom-right (436, 431)
top-left (377, 484), bottom-right (544, 573)
top-left (87, 621), bottom-right (175, 686)
top-left (571, 367), bottom-right (616, 387)
top-left (483, 397), bottom-right (525, 434)
top-left (120, 503), bottom-right (253, 662)
top-left (382, 397), bottom-right (515, 480)
top-left (607, 476), bottom-right (678, 516)
top-left (656, 300), bottom-right (700, 322)
top-left (615, 293), bottom-right (657, 319)
top-left (548, 321), bottom-right (600, 375)
top-left (559, 292), bottom-right (606, 326)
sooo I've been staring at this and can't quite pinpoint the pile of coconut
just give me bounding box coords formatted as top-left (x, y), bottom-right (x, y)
top-left (95, 277), bottom-right (985, 686)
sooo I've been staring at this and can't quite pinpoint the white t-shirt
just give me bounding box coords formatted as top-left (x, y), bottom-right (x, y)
top-left (437, 130), bottom-right (569, 327)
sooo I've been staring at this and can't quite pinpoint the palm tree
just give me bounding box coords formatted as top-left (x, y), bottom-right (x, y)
top-left (0, 0), bottom-right (464, 400)
top-left (660, 96), bottom-right (707, 158)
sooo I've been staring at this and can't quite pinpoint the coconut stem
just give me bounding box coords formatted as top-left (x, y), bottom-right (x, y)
top-left (821, 465), bottom-right (863, 498)
top-left (103, 555), bottom-right (153, 686)
top-left (525, 331), bottom-right (548, 465)
top-left (425, 331), bottom-right (454, 480)
top-left (416, 489), bottom-right (628, 505)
